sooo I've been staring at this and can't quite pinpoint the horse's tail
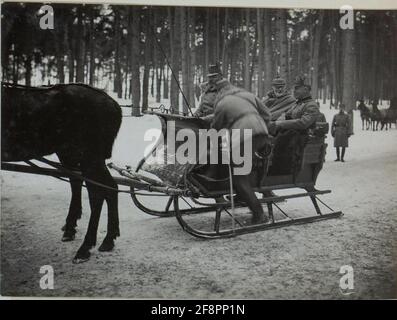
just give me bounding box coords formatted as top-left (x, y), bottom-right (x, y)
top-left (102, 99), bottom-right (122, 159)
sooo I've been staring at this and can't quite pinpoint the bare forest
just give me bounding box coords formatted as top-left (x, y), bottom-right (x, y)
top-left (2, 3), bottom-right (397, 115)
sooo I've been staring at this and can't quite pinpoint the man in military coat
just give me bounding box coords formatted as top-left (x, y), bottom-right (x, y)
top-left (201, 77), bottom-right (272, 224)
top-left (193, 64), bottom-right (223, 117)
top-left (262, 76), bottom-right (296, 120)
top-left (269, 76), bottom-right (323, 134)
top-left (331, 104), bottom-right (351, 162)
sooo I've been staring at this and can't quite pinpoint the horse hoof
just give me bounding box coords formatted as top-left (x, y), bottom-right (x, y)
top-left (98, 240), bottom-right (114, 252)
top-left (72, 257), bottom-right (90, 264)
top-left (73, 251), bottom-right (91, 264)
top-left (62, 230), bottom-right (76, 242)
top-left (62, 234), bottom-right (75, 242)
top-left (62, 224), bottom-right (77, 232)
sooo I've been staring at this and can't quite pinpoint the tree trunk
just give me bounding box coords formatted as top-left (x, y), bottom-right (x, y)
top-left (371, 15), bottom-right (378, 102)
top-left (180, 7), bottom-right (189, 115)
top-left (114, 8), bottom-right (122, 98)
top-left (163, 66), bottom-right (169, 99)
top-left (24, 54), bottom-right (32, 86)
top-left (263, 9), bottom-right (273, 94)
top-left (125, 12), bottom-right (131, 99)
top-left (142, 9), bottom-right (152, 112)
top-left (331, 12), bottom-right (342, 107)
top-left (244, 9), bottom-right (250, 90)
top-left (341, 27), bottom-right (355, 132)
top-left (170, 7), bottom-right (181, 113)
top-left (311, 10), bottom-right (324, 100)
top-left (392, 12), bottom-right (397, 100)
top-left (89, 8), bottom-right (95, 86)
top-left (297, 39), bottom-right (303, 75)
top-left (204, 8), bottom-right (210, 75)
top-left (130, 7), bottom-right (141, 115)
top-left (358, 21), bottom-right (366, 100)
top-left (276, 9), bottom-right (288, 82)
top-left (12, 54), bottom-right (19, 84)
top-left (67, 20), bottom-right (75, 83)
top-left (257, 9), bottom-right (264, 97)
top-left (156, 67), bottom-right (162, 103)
top-left (56, 35), bottom-right (65, 83)
top-left (153, 9), bottom-right (162, 103)
top-left (75, 7), bottom-right (85, 83)
top-left (188, 8), bottom-right (196, 108)
top-left (221, 8), bottom-right (229, 77)
top-left (151, 69), bottom-right (155, 98)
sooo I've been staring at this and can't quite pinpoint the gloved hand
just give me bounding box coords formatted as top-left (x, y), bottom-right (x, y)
top-left (267, 121), bottom-right (278, 136)
top-left (201, 114), bottom-right (214, 124)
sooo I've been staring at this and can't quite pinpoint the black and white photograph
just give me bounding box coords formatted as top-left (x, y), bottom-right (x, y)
top-left (1, 0), bottom-right (396, 300)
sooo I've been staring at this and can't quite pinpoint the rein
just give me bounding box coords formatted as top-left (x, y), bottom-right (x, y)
top-left (29, 157), bottom-right (172, 197)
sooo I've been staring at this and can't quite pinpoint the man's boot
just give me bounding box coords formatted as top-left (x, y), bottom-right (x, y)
top-left (341, 147), bottom-right (346, 162)
top-left (335, 147), bottom-right (340, 161)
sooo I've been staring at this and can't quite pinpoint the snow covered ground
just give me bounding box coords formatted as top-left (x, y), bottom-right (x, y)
top-left (1, 100), bottom-right (396, 299)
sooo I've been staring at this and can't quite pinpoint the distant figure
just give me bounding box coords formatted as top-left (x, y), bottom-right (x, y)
top-left (194, 63), bottom-right (223, 117)
top-left (331, 104), bottom-right (351, 162)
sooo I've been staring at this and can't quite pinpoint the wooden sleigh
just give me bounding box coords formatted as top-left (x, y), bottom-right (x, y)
top-left (110, 112), bottom-right (343, 238)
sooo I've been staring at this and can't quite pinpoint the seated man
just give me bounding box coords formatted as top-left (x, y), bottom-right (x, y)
top-left (193, 64), bottom-right (223, 117)
top-left (262, 76), bottom-right (296, 120)
top-left (269, 76), bottom-right (323, 133)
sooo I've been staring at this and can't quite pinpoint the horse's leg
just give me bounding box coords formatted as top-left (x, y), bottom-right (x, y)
top-left (73, 159), bottom-right (107, 263)
top-left (98, 166), bottom-right (120, 252)
top-left (57, 155), bottom-right (83, 242)
top-left (62, 178), bottom-right (83, 241)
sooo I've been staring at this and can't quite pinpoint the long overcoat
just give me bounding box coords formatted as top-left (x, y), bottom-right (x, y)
top-left (331, 112), bottom-right (351, 147)
top-left (211, 81), bottom-right (271, 140)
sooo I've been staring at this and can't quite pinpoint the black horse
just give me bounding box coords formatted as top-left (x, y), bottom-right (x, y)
top-left (1, 83), bottom-right (122, 263)
top-left (357, 100), bottom-right (371, 130)
top-left (370, 101), bottom-right (394, 131)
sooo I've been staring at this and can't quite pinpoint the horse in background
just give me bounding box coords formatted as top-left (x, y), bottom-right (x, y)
top-left (383, 97), bottom-right (397, 130)
top-left (2, 83), bottom-right (122, 263)
top-left (369, 99), bottom-right (396, 131)
top-left (357, 100), bottom-right (371, 130)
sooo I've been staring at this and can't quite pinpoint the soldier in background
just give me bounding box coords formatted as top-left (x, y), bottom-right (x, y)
top-left (194, 64), bottom-right (223, 117)
top-left (331, 104), bottom-right (351, 162)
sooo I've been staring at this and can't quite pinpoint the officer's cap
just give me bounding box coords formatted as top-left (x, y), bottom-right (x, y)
top-left (294, 75), bottom-right (311, 89)
top-left (207, 63), bottom-right (222, 77)
top-left (272, 77), bottom-right (286, 86)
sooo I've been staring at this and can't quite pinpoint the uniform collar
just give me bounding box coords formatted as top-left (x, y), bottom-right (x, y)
top-left (215, 79), bottom-right (229, 89)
